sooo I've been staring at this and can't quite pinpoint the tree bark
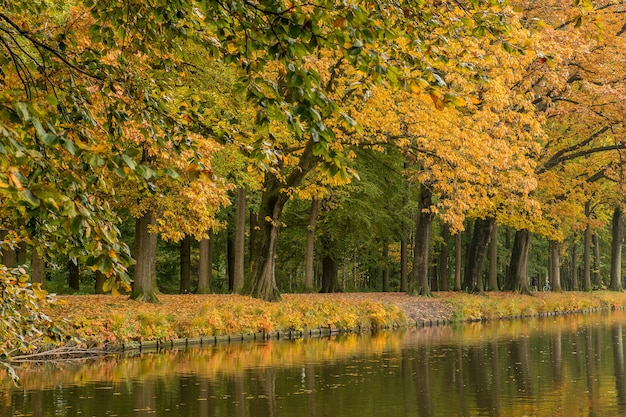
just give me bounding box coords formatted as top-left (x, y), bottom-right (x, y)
top-left (400, 232), bottom-right (408, 293)
top-left (583, 203), bottom-right (592, 291)
top-left (454, 231), bottom-right (462, 291)
top-left (197, 230), bottom-right (213, 294)
top-left (505, 229), bottom-right (531, 294)
top-left (571, 238), bottom-right (579, 291)
top-left (130, 211), bottom-right (160, 303)
top-left (227, 223), bottom-right (235, 292)
top-left (31, 246), bottom-right (45, 285)
top-left (320, 254), bottom-right (340, 293)
top-left (610, 206), bottom-right (624, 291)
top-left (487, 222), bottom-right (498, 291)
top-left (439, 225), bottom-right (450, 291)
top-left (95, 270), bottom-right (106, 294)
top-left (68, 259), bottom-right (80, 291)
top-left (548, 240), bottom-right (562, 292)
top-left (304, 198), bottom-right (319, 292)
top-left (179, 235), bottom-right (191, 294)
top-left (592, 232), bottom-right (601, 288)
top-left (408, 185), bottom-right (434, 296)
top-left (1, 229), bottom-right (16, 267)
top-left (244, 140), bottom-right (318, 301)
top-left (382, 241), bottom-right (390, 292)
top-left (233, 187), bottom-right (246, 293)
top-left (463, 217), bottom-right (494, 293)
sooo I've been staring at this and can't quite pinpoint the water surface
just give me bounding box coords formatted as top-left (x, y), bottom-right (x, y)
top-left (3, 310), bottom-right (626, 416)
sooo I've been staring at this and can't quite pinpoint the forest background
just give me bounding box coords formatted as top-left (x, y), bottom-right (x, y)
top-left (1, 0), bottom-right (626, 364)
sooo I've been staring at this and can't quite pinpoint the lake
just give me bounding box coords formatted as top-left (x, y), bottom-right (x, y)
top-left (2, 310), bottom-right (626, 416)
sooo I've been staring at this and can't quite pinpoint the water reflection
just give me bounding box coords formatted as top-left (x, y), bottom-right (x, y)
top-left (3, 311), bottom-right (626, 416)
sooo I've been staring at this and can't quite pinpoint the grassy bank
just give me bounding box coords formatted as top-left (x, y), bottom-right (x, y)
top-left (41, 291), bottom-right (626, 348)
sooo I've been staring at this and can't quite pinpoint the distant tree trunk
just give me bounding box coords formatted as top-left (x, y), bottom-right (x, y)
top-left (592, 232), bottom-right (601, 288)
top-left (130, 211), bottom-right (159, 303)
top-left (505, 229), bottom-right (531, 294)
top-left (304, 198), bottom-right (319, 292)
top-left (610, 206), bottom-right (624, 291)
top-left (320, 254), bottom-right (340, 293)
top-left (14, 218), bottom-right (27, 266)
top-left (233, 187), bottom-right (246, 293)
top-left (430, 263), bottom-right (439, 292)
top-left (95, 270), bottom-right (106, 294)
top-left (382, 242), bottom-right (390, 292)
top-left (68, 259), bottom-right (80, 291)
top-left (408, 185), bottom-right (434, 296)
top-left (249, 210), bottom-right (258, 268)
top-left (400, 161), bottom-right (409, 293)
top-left (31, 246), bottom-right (46, 285)
top-left (197, 230), bottom-right (213, 294)
top-left (1, 229), bottom-right (16, 267)
top-left (548, 240), bottom-right (562, 292)
top-left (439, 225), bottom-right (450, 291)
top-left (583, 206), bottom-right (592, 291)
top-left (463, 217), bottom-right (494, 293)
top-left (179, 235), bottom-right (191, 294)
top-left (487, 222), bottom-right (498, 291)
top-left (454, 232), bottom-right (462, 291)
top-left (400, 233), bottom-right (408, 292)
top-left (227, 224), bottom-right (235, 292)
top-left (571, 239), bottom-right (579, 291)
top-left (244, 141), bottom-right (318, 301)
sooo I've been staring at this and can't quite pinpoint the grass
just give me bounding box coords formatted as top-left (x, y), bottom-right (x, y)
top-left (40, 290), bottom-right (626, 349)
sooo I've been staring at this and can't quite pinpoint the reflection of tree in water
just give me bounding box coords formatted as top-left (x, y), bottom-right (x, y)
top-left (508, 338), bottom-right (533, 397)
top-left (550, 328), bottom-right (563, 385)
top-left (413, 347), bottom-right (433, 417)
top-left (133, 378), bottom-right (156, 417)
top-left (612, 323), bottom-right (626, 414)
top-left (304, 364), bottom-right (318, 417)
top-left (584, 326), bottom-right (599, 413)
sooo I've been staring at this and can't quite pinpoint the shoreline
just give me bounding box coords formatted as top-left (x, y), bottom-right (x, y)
top-left (32, 290), bottom-right (626, 354)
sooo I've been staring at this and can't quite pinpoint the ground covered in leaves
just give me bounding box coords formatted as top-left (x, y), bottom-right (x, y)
top-left (42, 291), bottom-right (626, 348)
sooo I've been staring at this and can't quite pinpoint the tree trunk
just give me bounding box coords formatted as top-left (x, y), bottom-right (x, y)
top-left (382, 242), bottom-right (390, 292)
top-left (130, 211), bottom-right (160, 303)
top-left (227, 224), bottom-right (235, 292)
top-left (320, 254), bottom-right (340, 293)
top-left (179, 235), bottom-right (191, 294)
top-left (244, 140), bottom-right (318, 301)
top-left (583, 201), bottom-right (592, 291)
top-left (1, 229), bottom-right (16, 267)
top-left (610, 206), bottom-right (624, 291)
top-left (249, 210), bottom-right (258, 268)
top-left (571, 239), bottom-right (579, 291)
top-left (31, 246), bottom-right (46, 285)
top-left (454, 232), bottom-right (462, 291)
top-left (304, 198), bottom-right (319, 292)
top-left (408, 185), bottom-right (434, 296)
top-left (233, 187), bottom-right (246, 293)
top-left (95, 270), bottom-right (106, 294)
top-left (487, 222), bottom-right (498, 291)
top-left (463, 217), bottom-right (494, 293)
top-left (548, 240), bottom-right (562, 292)
top-left (68, 259), bottom-right (80, 291)
top-left (400, 233), bottom-right (408, 293)
top-left (505, 229), bottom-right (531, 294)
top-left (439, 225), bottom-right (450, 291)
top-left (197, 230), bottom-right (213, 294)
top-left (592, 232), bottom-right (601, 288)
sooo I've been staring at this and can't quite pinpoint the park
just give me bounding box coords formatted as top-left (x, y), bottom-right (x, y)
top-left (2, 0), bottom-right (626, 415)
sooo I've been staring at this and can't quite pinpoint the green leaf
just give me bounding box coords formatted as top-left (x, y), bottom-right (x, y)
top-left (19, 190), bottom-right (40, 208)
